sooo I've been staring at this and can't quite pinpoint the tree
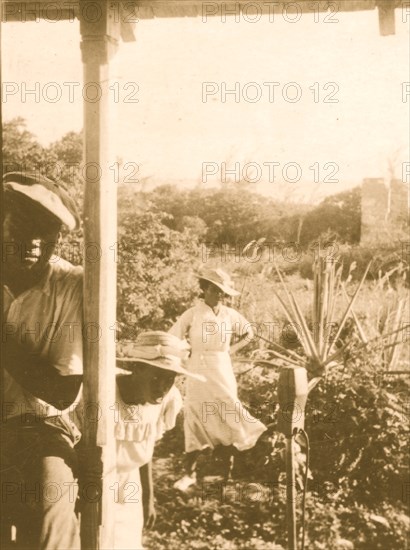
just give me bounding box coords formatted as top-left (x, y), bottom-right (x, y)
top-left (116, 197), bottom-right (202, 334)
top-left (2, 117), bottom-right (57, 176)
top-left (49, 131), bottom-right (84, 213)
top-left (149, 184), bottom-right (305, 246)
top-left (299, 187), bottom-right (361, 246)
top-left (3, 118), bottom-right (84, 210)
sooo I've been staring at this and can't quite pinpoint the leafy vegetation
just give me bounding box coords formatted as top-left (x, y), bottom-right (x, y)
top-left (148, 333), bottom-right (409, 550)
top-left (148, 183), bottom-right (362, 247)
top-left (116, 207), bottom-right (202, 334)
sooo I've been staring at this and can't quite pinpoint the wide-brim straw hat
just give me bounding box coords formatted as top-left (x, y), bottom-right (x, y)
top-left (116, 331), bottom-right (206, 382)
top-left (198, 268), bottom-right (240, 297)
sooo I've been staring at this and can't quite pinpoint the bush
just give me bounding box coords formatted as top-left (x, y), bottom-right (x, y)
top-left (149, 339), bottom-right (409, 550)
top-left (306, 343), bottom-right (409, 508)
top-left (299, 187), bottom-right (361, 246)
top-left (116, 208), bottom-right (202, 335)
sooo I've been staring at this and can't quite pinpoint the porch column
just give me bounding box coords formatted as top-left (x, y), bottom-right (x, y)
top-left (79, 2), bottom-right (120, 547)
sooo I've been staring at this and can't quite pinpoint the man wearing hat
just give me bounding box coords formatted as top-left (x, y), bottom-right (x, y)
top-left (170, 268), bottom-right (267, 491)
top-left (1, 172), bottom-right (83, 549)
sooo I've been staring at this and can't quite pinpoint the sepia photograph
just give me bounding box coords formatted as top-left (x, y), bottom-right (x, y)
top-left (1, 1), bottom-right (409, 549)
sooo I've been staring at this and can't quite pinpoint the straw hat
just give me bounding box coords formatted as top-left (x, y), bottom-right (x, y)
top-left (116, 331), bottom-right (206, 382)
top-left (198, 268), bottom-right (240, 297)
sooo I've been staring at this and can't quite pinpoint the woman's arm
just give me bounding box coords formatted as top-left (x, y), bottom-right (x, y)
top-left (229, 309), bottom-right (255, 355)
top-left (230, 333), bottom-right (253, 355)
top-left (168, 308), bottom-right (194, 341)
top-left (140, 461), bottom-right (156, 528)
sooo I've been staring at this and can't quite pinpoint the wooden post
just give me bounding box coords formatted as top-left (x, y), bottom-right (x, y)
top-left (376, 0), bottom-right (397, 36)
top-left (79, 2), bottom-right (120, 547)
top-left (0, 17), bottom-right (6, 542)
top-left (285, 437), bottom-right (298, 550)
top-left (277, 367), bottom-right (308, 550)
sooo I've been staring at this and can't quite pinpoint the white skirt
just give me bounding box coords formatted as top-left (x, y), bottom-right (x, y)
top-left (184, 351), bottom-right (266, 453)
top-left (114, 444), bottom-right (145, 550)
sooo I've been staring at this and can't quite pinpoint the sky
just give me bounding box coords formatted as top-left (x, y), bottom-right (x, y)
top-left (2, 6), bottom-right (409, 201)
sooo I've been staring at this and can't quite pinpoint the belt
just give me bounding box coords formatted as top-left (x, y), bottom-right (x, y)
top-left (2, 413), bottom-right (42, 430)
top-left (2, 414), bottom-right (81, 446)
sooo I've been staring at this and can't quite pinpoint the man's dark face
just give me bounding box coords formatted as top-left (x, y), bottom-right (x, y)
top-left (3, 201), bottom-right (61, 283)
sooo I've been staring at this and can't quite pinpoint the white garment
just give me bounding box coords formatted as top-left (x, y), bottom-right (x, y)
top-left (170, 302), bottom-right (266, 453)
top-left (113, 385), bottom-right (182, 550)
top-left (3, 257), bottom-right (83, 420)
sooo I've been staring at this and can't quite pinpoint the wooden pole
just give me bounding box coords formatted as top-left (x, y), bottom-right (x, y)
top-left (79, 2), bottom-right (120, 547)
top-left (0, 15), bottom-right (6, 542)
top-left (376, 0), bottom-right (397, 36)
top-left (285, 437), bottom-right (298, 550)
top-left (278, 367), bottom-right (308, 550)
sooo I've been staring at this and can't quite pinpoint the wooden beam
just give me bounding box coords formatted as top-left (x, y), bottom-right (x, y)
top-left (125, 0), bottom-right (379, 19)
top-left (79, 2), bottom-right (120, 547)
top-left (1, 0), bottom-right (78, 22)
top-left (1, 0), bottom-right (402, 37)
top-left (134, 0), bottom-right (377, 19)
top-left (1, 0), bottom-right (394, 23)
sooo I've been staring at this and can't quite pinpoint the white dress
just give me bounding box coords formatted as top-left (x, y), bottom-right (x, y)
top-left (170, 302), bottom-right (266, 453)
top-left (112, 385), bottom-right (182, 550)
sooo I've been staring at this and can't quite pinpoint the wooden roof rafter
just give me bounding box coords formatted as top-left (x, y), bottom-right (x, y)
top-left (1, 0), bottom-right (137, 41)
top-left (1, 0), bottom-right (406, 35)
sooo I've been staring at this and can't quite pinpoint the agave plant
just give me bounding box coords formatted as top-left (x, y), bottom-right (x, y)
top-left (378, 297), bottom-right (408, 370)
top-left (261, 256), bottom-right (372, 379)
top-left (234, 244), bottom-right (408, 384)
top-left (343, 286), bottom-right (409, 371)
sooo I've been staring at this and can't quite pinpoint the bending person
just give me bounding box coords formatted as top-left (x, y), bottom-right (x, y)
top-left (170, 268), bottom-right (266, 491)
top-left (76, 331), bottom-right (205, 550)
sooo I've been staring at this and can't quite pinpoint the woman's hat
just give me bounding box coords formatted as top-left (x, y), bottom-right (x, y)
top-left (3, 171), bottom-right (80, 230)
top-left (116, 331), bottom-right (206, 382)
top-left (198, 268), bottom-right (240, 297)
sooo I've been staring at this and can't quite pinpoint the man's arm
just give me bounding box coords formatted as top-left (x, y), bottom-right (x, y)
top-left (3, 336), bottom-right (82, 408)
top-left (140, 461), bottom-right (156, 528)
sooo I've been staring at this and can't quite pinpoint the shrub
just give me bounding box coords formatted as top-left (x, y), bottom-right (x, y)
top-left (116, 208), bottom-right (202, 334)
top-left (151, 352), bottom-right (409, 549)
top-left (306, 343), bottom-right (409, 508)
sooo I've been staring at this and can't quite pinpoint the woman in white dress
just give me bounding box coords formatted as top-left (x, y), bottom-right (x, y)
top-left (170, 268), bottom-right (267, 491)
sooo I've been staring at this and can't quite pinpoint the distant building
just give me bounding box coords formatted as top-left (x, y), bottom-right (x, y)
top-left (361, 178), bottom-right (409, 245)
